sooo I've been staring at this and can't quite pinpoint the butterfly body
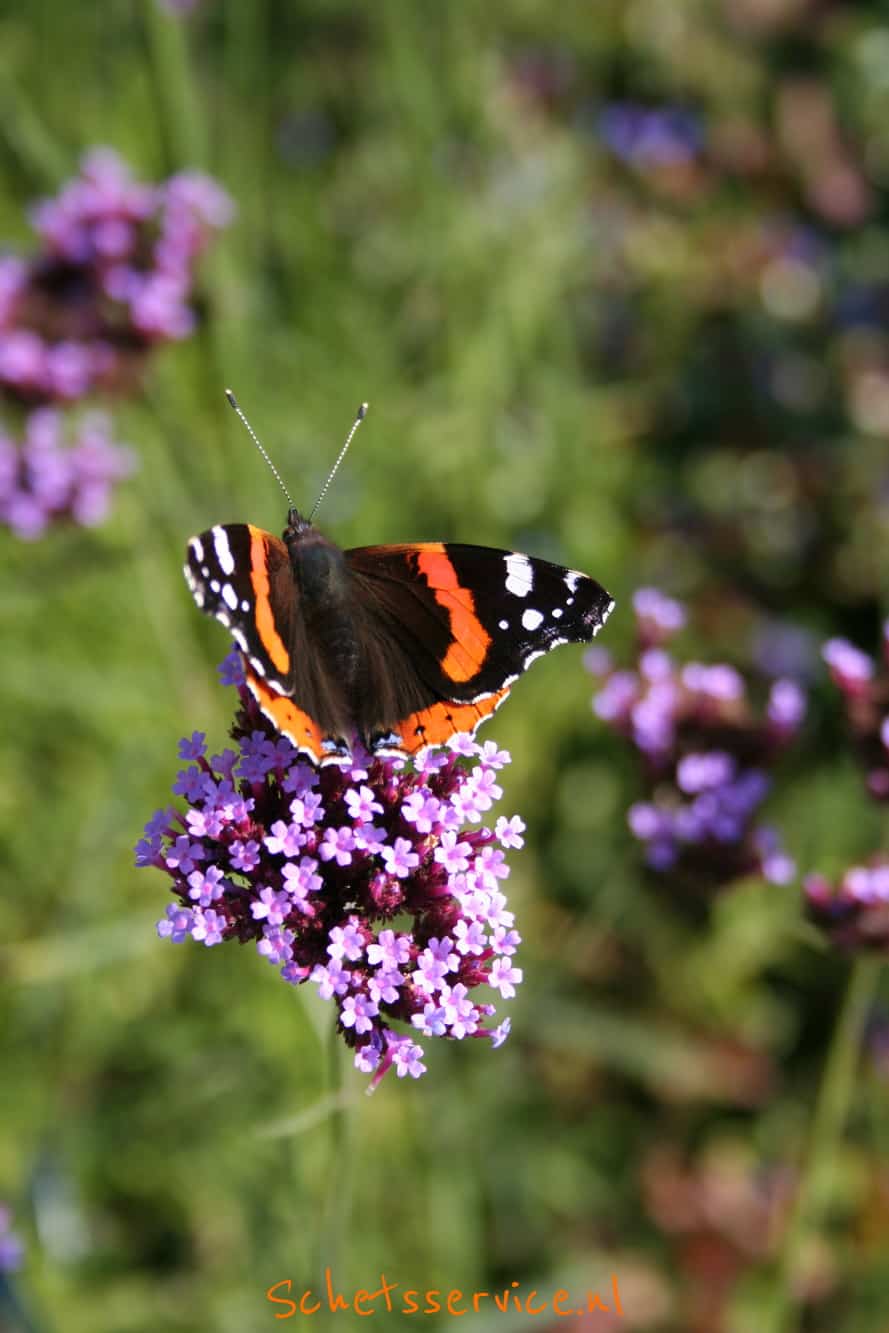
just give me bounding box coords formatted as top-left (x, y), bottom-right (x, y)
top-left (185, 509), bottom-right (614, 765)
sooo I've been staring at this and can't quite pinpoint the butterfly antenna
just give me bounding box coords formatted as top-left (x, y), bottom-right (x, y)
top-left (308, 402), bottom-right (368, 522)
top-left (225, 389), bottom-right (295, 509)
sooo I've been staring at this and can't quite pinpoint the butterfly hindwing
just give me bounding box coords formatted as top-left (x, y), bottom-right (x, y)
top-left (381, 688), bottom-right (512, 758)
top-left (245, 668), bottom-right (350, 766)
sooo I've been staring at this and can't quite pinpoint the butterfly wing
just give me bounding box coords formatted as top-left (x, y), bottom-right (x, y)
top-left (184, 523), bottom-right (296, 692)
top-left (184, 523), bottom-right (358, 765)
top-left (184, 528), bottom-right (614, 763)
top-left (346, 542), bottom-right (614, 755)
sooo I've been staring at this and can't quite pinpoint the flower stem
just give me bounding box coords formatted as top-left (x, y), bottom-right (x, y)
top-left (142, 0), bottom-right (207, 167)
top-left (315, 1018), bottom-right (351, 1288)
top-left (766, 956), bottom-right (881, 1332)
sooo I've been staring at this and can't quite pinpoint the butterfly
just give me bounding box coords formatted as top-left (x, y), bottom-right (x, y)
top-left (184, 399), bottom-right (614, 766)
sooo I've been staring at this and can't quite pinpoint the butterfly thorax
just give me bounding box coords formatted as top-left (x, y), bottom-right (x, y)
top-left (286, 524), bottom-right (361, 690)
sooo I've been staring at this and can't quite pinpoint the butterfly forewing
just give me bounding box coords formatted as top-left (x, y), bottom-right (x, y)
top-left (346, 542), bottom-right (615, 702)
top-left (184, 523), bottom-right (295, 693)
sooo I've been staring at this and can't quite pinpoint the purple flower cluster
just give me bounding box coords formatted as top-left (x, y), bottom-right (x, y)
top-left (588, 589), bottom-right (803, 891)
top-left (136, 653), bottom-right (521, 1088)
top-left (0, 408), bottom-right (134, 539)
top-left (822, 631), bottom-right (889, 800)
top-left (0, 148), bottom-right (232, 539)
top-left (803, 861), bottom-right (889, 952)
top-left (0, 1204), bottom-right (23, 1273)
top-left (0, 149), bottom-right (233, 405)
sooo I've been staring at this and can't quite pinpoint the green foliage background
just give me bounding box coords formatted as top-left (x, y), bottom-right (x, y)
top-left (3, 2), bottom-right (889, 1330)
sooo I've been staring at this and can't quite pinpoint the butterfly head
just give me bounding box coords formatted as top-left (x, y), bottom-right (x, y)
top-left (283, 507), bottom-right (313, 541)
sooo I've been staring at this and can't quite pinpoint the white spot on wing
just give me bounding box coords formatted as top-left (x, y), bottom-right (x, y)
top-left (213, 525), bottom-right (235, 576)
top-left (521, 607), bottom-right (544, 631)
top-left (222, 583), bottom-right (238, 611)
top-left (190, 536), bottom-right (204, 562)
top-left (564, 569), bottom-right (582, 593)
top-left (592, 598), bottom-right (616, 636)
top-left (210, 579), bottom-right (220, 594)
top-left (552, 607), bottom-right (563, 619)
top-left (504, 552), bottom-right (533, 598)
top-left (498, 619), bottom-right (509, 631)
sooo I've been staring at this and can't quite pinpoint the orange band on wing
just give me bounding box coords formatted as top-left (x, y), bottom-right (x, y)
top-left (248, 526), bottom-right (291, 676)
top-left (393, 687), bottom-right (510, 756)
top-left (246, 670), bottom-right (326, 765)
top-left (416, 546), bottom-right (491, 684)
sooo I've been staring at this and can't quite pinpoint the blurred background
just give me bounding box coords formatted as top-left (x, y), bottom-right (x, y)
top-left (3, 1), bottom-right (889, 1330)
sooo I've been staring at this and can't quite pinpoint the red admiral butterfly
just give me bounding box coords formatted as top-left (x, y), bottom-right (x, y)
top-left (184, 397), bottom-right (614, 766)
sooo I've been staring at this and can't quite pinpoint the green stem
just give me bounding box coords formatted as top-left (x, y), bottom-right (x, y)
top-left (142, 0), bottom-right (207, 168)
top-left (0, 62), bottom-right (70, 188)
top-left (141, 0), bottom-right (241, 507)
top-left (315, 1019), bottom-right (352, 1290)
top-left (766, 956), bottom-right (881, 1333)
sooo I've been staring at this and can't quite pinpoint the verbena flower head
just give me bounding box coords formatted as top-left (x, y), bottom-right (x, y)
top-left (822, 630), bottom-right (889, 800)
top-left (0, 1204), bottom-right (23, 1273)
top-left (0, 149), bottom-right (233, 404)
top-left (0, 408), bottom-right (134, 538)
top-left (588, 588), bottom-right (803, 892)
top-left (137, 652), bottom-right (521, 1089)
top-left (803, 859), bottom-right (889, 952)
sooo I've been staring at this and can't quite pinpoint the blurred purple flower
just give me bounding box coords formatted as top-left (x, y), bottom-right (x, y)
top-left (753, 620), bottom-right (818, 682)
top-left (599, 103), bottom-right (704, 168)
top-left (822, 638), bottom-right (874, 696)
top-left (589, 589), bottom-right (802, 892)
top-left (0, 408), bottom-right (135, 539)
top-left (821, 630), bottom-right (889, 801)
top-left (632, 587), bottom-right (686, 646)
top-left (0, 1204), bottom-right (23, 1273)
top-left (804, 860), bottom-right (889, 951)
top-left (1, 148), bottom-right (233, 404)
top-left (137, 652), bottom-right (521, 1089)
